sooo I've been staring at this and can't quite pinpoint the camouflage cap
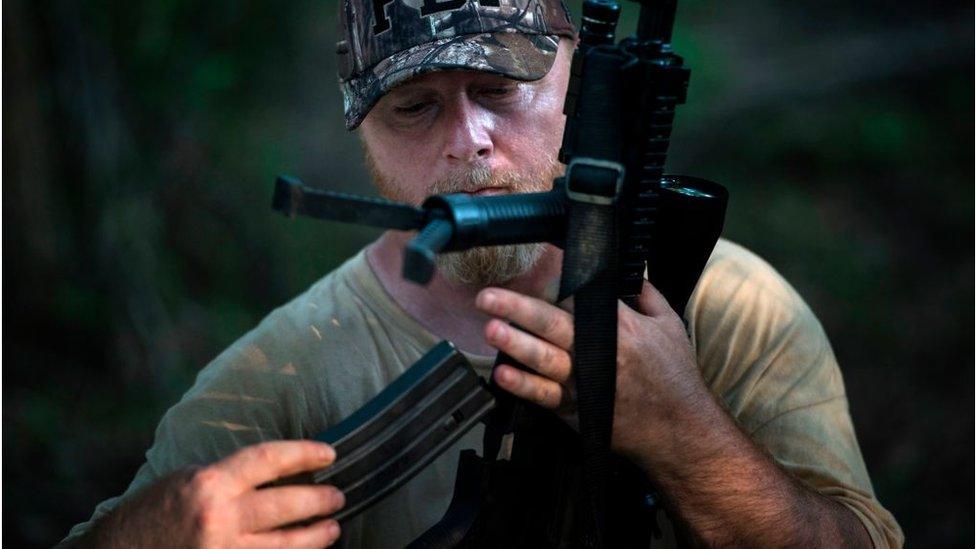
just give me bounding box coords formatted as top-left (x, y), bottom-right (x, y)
top-left (337, 0), bottom-right (576, 130)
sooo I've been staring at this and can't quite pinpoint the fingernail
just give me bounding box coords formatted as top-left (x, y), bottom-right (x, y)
top-left (478, 290), bottom-right (496, 310)
top-left (487, 321), bottom-right (507, 342)
top-left (331, 488), bottom-right (346, 508)
top-left (320, 444), bottom-right (336, 462)
top-left (326, 520), bottom-right (340, 538)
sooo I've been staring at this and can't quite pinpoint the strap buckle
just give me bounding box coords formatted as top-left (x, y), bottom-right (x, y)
top-left (565, 158), bottom-right (626, 206)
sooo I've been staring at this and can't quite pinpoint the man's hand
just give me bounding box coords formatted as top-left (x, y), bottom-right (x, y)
top-left (83, 440), bottom-right (345, 548)
top-left (475, 279), bottom-right (712, 462)
top-left (475, 280), bottom-right (874, 547)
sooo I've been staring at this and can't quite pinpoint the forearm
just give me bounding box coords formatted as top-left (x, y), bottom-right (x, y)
top-left (636, 394), bottom-right (872, 547)
top-left (74, 442), bottom-right (344, 549)
top-left (76, 469), bottom-right (197, 549)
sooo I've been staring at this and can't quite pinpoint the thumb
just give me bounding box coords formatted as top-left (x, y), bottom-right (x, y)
top-left (637, 279), bottom-right (673, 318)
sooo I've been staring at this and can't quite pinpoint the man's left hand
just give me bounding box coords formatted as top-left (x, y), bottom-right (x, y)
top-left (476, 279), bottom-right (877, 547)
top-left (475, 279), bottom-right (714, 464)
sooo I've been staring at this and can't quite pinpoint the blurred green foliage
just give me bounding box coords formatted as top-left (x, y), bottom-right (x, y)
top-left (3, 0), bottom-right (973, 546)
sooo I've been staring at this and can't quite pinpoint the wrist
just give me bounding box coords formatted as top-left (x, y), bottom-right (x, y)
top-left (625, 386), bottom-right (737, 481)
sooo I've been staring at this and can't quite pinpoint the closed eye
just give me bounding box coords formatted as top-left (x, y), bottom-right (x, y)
top-left (479, 85), bottom-right (516, 98)
top-left (394, 101), bottom-right (431, 115)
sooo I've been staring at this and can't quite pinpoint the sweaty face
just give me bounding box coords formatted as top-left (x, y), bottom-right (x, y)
top-left (360, 39), bottom-right (573, 286)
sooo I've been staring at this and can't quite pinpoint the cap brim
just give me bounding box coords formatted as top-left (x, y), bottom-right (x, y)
top-left (341, 32), bottom-right (560, 130)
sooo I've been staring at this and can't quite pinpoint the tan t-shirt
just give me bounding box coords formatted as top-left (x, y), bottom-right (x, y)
top-left (59, 239), bottom-right (903, 547)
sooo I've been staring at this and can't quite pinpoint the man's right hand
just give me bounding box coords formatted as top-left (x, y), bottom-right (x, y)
top-left (83, 440), bottom-right (345, 548)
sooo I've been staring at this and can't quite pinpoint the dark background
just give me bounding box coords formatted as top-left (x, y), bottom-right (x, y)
top-left (4, 0), bottom-right (973, 546)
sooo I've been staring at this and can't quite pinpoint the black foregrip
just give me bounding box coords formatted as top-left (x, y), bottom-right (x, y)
top-left (274, 342), bottom-right (495, 523)
top-left (423, 190), bottom-right (568, 250)
top-left (404, 218), bottom-right (454, 284)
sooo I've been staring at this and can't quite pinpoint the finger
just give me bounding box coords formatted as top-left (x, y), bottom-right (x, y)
top-left (239, 485), bottom-right (345, 533)
top-left (494, 364), bottom-right (572, 411)
top-left (485, 319), bottom-right (572, 384)
top-left (244, 519), bottom-right (341, 548)
top-left (217, 441), bottom-right (336, 493)
top-left (476, 288), bottom-right (574, 349)
top-left (636, 279), bottom-right (676, 318)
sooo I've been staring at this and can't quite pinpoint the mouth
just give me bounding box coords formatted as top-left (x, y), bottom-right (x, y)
top-left (459, 187), bottom-right (510, 197)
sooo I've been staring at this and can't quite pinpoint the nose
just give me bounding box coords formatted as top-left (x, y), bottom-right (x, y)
top-left (441, 96), bottom-right (493, 163)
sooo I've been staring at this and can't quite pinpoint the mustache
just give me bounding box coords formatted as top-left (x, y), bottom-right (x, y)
top-left (429, 163), bottom-right (560, 196)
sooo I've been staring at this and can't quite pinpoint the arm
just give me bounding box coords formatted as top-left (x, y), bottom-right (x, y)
top-left (59, 295), bottom-right (355, 548)
top-left (636, 384), bottom-right (871, 547)
top-left (76, 441), bottom-right (345, 548)
top-left (475, 279), bottom-right (885, 547)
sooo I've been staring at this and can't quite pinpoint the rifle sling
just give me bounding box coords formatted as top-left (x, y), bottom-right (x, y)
top-left (560, 195), bottom-right (619, 549)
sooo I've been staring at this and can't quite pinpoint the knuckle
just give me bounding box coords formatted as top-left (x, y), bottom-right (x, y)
top-left (299, 441), bottom-right (322, 461)
top-left (531, 309), bottom-right (552, 337)
top-left (538, 346), bottom-right (555, 370)
top-left (186, 466), bottom-right (224, 495)
top-left (192, 502), bottom-right (222, 538)
top-left (252, 444), bottom-right (278, 468)
top-left (536, 384), bottom-right (554, 407)
top-left (302, 487), bottom-right (326, 510)
top-left (542, 312), bottom-right (561, 336)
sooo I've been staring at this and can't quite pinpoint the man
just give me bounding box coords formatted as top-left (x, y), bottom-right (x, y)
top-left (61, 1), bottom-right (903, 547)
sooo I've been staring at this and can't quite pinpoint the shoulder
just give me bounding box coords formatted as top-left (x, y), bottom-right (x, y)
top-left (133, 252), bottom-right (395, 468)
top-left (686, 239), bottom-right (844, 431)
top-left (222, 251), bottom-right (372, 368)
top-left (193, 249), bottom-right (437, 436)
top-left (690, 239), bottom-right (804, 318)
top-left (196, 251), bottom-right (393, 425)
top-left (687, 238), bottom-right (821, 347)
top-left (201, 252), bottom-right (364, 381)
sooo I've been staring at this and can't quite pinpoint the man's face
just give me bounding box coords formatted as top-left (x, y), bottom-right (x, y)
top-left (360, 38), bottom-right (573, 286)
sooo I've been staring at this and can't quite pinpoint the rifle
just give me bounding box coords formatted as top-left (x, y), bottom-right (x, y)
top-left (271, 0), bottom-right (728, 545)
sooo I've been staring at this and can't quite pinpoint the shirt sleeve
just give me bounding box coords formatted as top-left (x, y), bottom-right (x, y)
top-left (686, 240), bottom-right (903, 548)
top-left (55, 253), bottom-right (430, 549)
top-left (56, 306), bottom-right (312, 547)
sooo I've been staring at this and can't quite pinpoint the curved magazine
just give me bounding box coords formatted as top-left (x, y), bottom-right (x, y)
top-left (277, 341), bottom-right (495, 522)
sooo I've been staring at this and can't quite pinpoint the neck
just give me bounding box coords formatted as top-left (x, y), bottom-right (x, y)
top-left (366, 230), bottom-right (563, 356)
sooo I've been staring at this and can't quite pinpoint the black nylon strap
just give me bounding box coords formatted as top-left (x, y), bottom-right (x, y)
top-left (559, 196), bottom-right (619, 549)
top-left (556, 43), bottom-right (628, 549)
